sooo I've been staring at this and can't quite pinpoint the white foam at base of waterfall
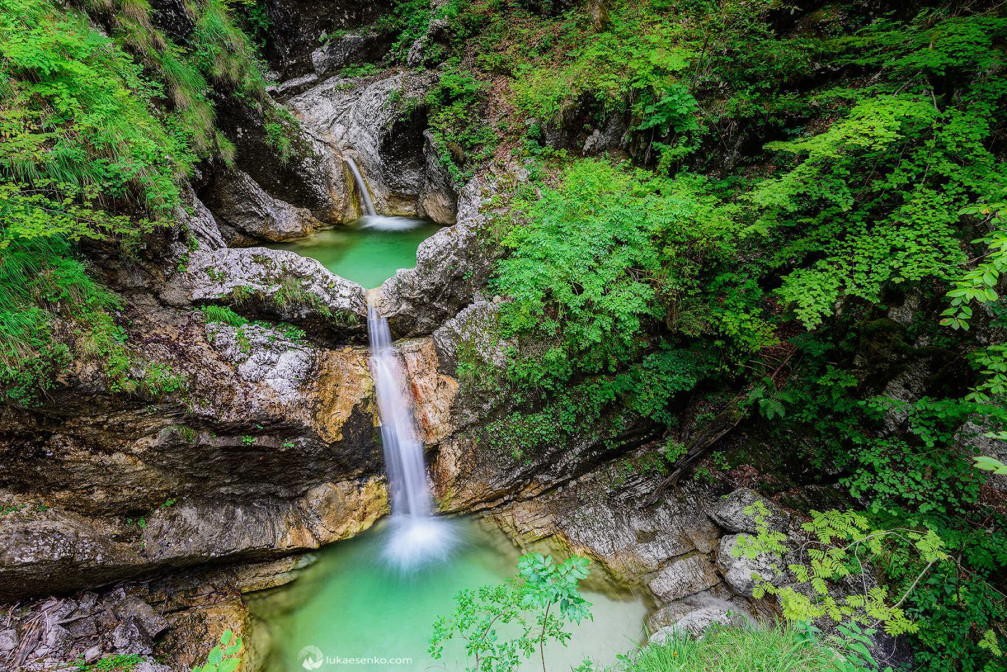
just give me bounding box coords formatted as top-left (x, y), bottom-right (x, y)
top-left (367, 306), bottom-right (456, 571)
top-left (381, 515), bottom-right (458, 571)
top-left (359, 215), bottom-right (425, 232)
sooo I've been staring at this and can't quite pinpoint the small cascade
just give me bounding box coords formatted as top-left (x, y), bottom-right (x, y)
top-left (367, 306), bottom-right (455, 570)
top-left (345, 156), bottom-right (377, 217)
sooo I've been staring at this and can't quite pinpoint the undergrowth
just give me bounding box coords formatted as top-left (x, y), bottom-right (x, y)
top-left (0, 0), bottom-right (268, 403)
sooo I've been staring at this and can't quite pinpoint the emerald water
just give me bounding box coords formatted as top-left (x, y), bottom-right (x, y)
top-left (248, 520), bottom-right (649, 672)
top-left (265, 216), bottom-right (442, 289)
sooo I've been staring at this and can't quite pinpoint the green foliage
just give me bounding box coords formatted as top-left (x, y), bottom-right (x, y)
top-left (429, 553), bottom-right (591, 672)
top-left (751, 96), bottom-right (1000, 330)
top-left (426, 63), bottom-right (498, 184)
top-left (974, 455), bottom-right (1007, 475)
top-left (192, 629), bottom-right (243, 672)
top-left (744, 507), bottom-right (947, 638)
top-left (481, 158), bottom-right (764, 447)
top-left (0, 0), bottom-right (267, 403)
top-left (201, 305), bottom-right (249, 329)
top-left (378, 0), bottom-right (475, 64)
top-left (0, 0), bottom-right (189, 216)
top-left (606, 624), bottom-right (847, 672)
top-left (74, 653), bottom-right (144, 672)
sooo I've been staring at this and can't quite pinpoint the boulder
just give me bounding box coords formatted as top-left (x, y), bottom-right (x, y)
top-left (708, 488), bottom-right (790, 534)
top-left (160, 246), bottom-right (367, 341)
top-left (648, 605), bottom-right (752, 643)
top-left (648, 555), bottom-right (721, 603)
top-left (716, 534), bottom-right (786, 596)
top-left (258, 0), bottom-right (390, 80)
top-left (177, 185), bottom-right (225, 251)
top-left (310, 32), bottom-right (388, 80)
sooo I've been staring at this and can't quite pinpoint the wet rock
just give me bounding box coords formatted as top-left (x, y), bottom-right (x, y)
top-left (716, 534), bottom-right (785, 596)
top-left (375, 178), bottom-right (498, 337)
top-left (287, 70), bottom-right (454, 219)
top-left (399, 338), bottom-right (459, 446)
top-left (648, 555), bottom-right (721, 602)
top-left (203, 169), bottom-right (324, 243)
top-left (709, 488), bottom-right (790, 534)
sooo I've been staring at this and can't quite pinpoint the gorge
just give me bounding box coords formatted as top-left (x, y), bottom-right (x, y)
top-left (0, 1), bottom-right (1005, 671)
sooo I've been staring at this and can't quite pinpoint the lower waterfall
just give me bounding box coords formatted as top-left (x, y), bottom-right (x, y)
top-left (367, 306), bottom-right (455, 570)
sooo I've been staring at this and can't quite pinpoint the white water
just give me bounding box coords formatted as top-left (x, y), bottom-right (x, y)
top-left (367, 307), bottom-right (456, 570)
top-left (359, 215), bottom-right (424, 231)
top-left (345, 157), bottom-right (377, 217)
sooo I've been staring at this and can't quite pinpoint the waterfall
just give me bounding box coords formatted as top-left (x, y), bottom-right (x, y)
top-left (367, 306), bottom-right (455, 569)
top-left (345, 157), bottom-right (377, 217)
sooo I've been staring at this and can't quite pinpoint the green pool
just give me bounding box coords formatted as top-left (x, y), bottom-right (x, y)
top-left (264, 216), bottom-right (442, 289)
top-left (247, 519), bottom-right (649, 672)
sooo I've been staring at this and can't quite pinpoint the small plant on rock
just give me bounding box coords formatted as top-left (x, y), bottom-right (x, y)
top-left (192, 629), bottom-right (243, 672)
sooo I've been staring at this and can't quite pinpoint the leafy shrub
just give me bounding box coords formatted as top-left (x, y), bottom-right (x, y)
top-left (430, 553), bottom-right (591, 671)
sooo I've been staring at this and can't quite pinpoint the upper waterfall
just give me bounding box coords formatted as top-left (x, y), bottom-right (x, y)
top-left (346, 156), bottom-right (377, 217)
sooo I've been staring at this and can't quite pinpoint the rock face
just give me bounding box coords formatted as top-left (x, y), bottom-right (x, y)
top-left (259, 0), bottom-right (392, 80)
top-left (308, 32), bottom-right (389, 82)
top-left (649, 555), bottom-right (721, 602)
top-left (0, 203), bottom-right (388, 602)
top-left (286, 71), bottom-right (457, 221)
top-left (716, 534), bottom-right (785, 595)
top-left (208, 94), bottom-right (354, 229)
top-left (202, 169), bottom-right (325, 244)
top-left (374, 178), bottom-right (498, 337)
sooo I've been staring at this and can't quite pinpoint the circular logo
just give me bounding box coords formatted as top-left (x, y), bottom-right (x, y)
top-left (297, 645), bottom-right (324, 670)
